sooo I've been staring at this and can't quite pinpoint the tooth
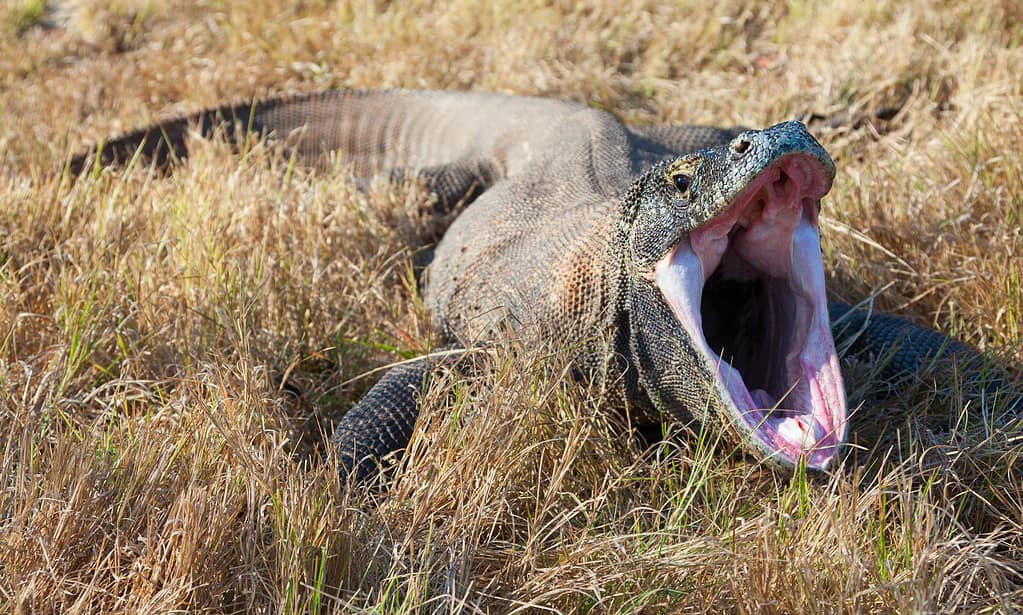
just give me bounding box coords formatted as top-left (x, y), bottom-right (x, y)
top-left (654, 239), bottom-right (704, 332)
top-left (776, 416), bottom-right (818, 448)
top-left (767, 175), bottom-right (782, 202)
top-left (788, 158), bottom-right (808, 189)
top-left (789, 219), bottom-right (825, 298)
top-left (689, 224), bottom-right (729, 282)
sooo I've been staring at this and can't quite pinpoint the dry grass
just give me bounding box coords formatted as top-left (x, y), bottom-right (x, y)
top-left (1, 0), bottom-right (1022, 612)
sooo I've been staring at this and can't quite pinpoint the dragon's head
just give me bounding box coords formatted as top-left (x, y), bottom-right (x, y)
top-left (617, 121), bottom-right (846, 469)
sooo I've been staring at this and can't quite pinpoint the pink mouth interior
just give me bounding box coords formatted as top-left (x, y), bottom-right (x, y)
top-left (654, 154), bottom-right (847, 468)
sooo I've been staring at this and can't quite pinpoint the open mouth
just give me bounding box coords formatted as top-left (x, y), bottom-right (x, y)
top-left (654, 153), bottom-right (846, 469)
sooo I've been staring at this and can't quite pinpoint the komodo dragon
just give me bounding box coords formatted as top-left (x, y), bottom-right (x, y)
top-left (70, 89), bottom-right (991, 479)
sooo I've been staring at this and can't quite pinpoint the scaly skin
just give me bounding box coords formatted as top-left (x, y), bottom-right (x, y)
top-left (70, 89), bottom-right (996, 480)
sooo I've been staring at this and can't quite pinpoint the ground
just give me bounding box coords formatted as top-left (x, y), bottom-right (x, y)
top-left (0, 1), bottom-right (1021, 612)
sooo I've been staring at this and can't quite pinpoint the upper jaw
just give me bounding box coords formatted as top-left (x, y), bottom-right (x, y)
top-left (654, 153), bottom-right (847, 470)
top-left (682, 122), bottom-right (835, 234)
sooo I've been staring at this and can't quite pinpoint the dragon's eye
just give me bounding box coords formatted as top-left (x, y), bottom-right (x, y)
top-left (672, 174), bottom-right (690, 194)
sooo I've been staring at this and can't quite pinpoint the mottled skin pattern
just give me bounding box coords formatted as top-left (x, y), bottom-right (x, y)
top-left (70, 89), bottom-right (988, 480)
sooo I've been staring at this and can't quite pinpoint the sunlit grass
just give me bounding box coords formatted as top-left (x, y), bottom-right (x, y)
top-left (1, 0), bottom-right (1021, 612)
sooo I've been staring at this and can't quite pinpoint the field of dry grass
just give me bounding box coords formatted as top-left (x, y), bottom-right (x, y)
top-left (1, 0), bottom-right (1021, 612)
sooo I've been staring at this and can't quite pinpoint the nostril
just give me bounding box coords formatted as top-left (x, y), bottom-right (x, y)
top-left (732, 139), bottom-right (751, 155)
